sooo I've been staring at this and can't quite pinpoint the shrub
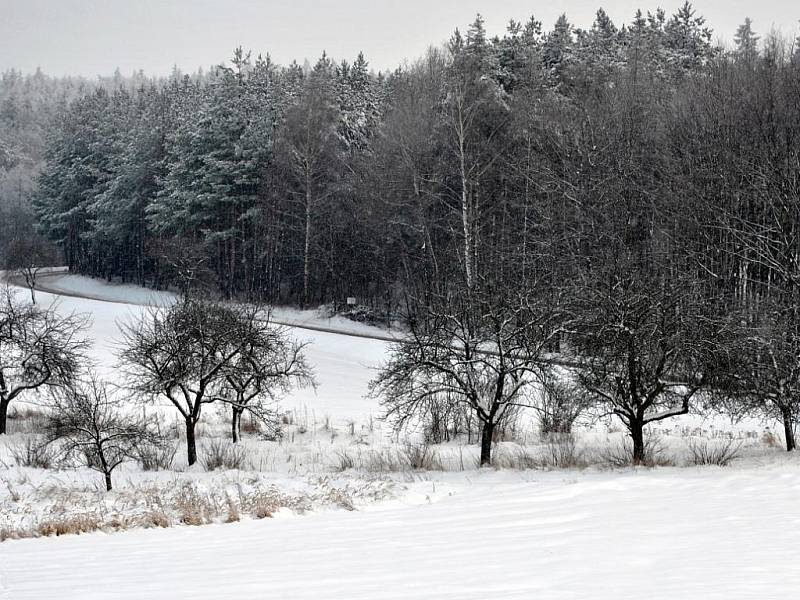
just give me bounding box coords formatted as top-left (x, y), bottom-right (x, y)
top-left (201, 439), bottom-right (247, 471)
top-left (536, 373), bottom-right (590, 435)
top-left (541, 433), bottom-right (585, 468)
top-left (601, 434), bottom-right (674, 468)
top-left (9, 436), bottom-right (57, 469)
top-left (492, 445), bottom-right (539, 470)
top-left (333, 449), bottom-right (356, 472)
top-left (135, 439), bottom-right (177, 471)
top-left (400, 442), bottom-right (443, 471)
top-left (5, 407), bottom-right (48, 434)
top-left (686, 438), bottom-right (742, 466)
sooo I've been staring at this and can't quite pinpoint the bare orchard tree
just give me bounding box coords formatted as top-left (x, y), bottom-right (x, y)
top-left (371, 286), bottom-right (562, 466)
top-left (3, 234), bottom-right (60, 304)
top-left (569, 271), bottom-right (726, 464)
top-left (44, 373), bottom-right (158, 491)
top-left (0, 286), bottom-right (89, 434)
top-left (118, 299), bottom-right (241, 466)
top-left (715, 306), bottom-right (800, 451)
top-left (118, 299), bottom-right (310, 463)
top-left (224, 308), bottom-right (315, 443)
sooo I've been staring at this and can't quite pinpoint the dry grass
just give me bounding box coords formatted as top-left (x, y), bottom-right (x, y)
top-left (135, 440), bottom-right (177, 471)
top-left (201, 439), bottom-right (247, 471)
top-left (9, 436), bottom-right (58, 469)
top-left (0, 471), bottom-right (393, 542)
top-left (332, 444), bottom-right (444, 473)
top-left (36, 513), bottom-right (102, 537)
top-left (686, 438), bottom-right (743, 466)
top-left (600, 435), bottom-right (676, 468)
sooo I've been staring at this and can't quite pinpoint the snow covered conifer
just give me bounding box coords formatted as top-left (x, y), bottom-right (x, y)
top-left (733, 18), bottom-right (760, 60)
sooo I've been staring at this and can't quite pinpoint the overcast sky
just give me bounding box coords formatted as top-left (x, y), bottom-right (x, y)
top-left (1, 0), bottom-right (797, 77)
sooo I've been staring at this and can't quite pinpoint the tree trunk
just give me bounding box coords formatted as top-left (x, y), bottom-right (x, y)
top-left (630, 419), bottom-right (646, 465)
top-left (97, 449), bottom-right (113, 491)
top-left (479, 420), bottom-right (494, 467)
top-left (303, 180), bottom-right (312, 307)
top-left (186, 418), bottom-right (198, 466)
top-left (0, 397), bottom-right (9, 435)
top-left (231, 406), bottom-right (243, 444)
top-left (780, 405), bottom-right (796, 452)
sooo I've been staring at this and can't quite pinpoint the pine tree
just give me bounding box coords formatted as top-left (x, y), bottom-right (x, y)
top-left (575, 9), bottom-right (623, 85)
top-left (35, 88), bottom-right (114, 273)
top-left (733, 18), bottom-right (759, 60)
top-left (496, 18), bottom-right (544, 92)
top-left (337, 52), bottom-right (380, 152)
top-left (90, 85), bottom-right (167, 284)
top-left (151, 50), bottom-right (274, 296)
top-left (542, 14), bottom-right (573, 88)
top-left (664, 2), bottom-right (714, 72)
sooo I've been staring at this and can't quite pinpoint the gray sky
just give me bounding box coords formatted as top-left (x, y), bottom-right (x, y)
top-left (1, 0), bottom-right (797, 77)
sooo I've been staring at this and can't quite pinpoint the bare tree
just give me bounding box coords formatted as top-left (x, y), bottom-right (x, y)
top-left (223, 308), bottom-right (314, 443)
top-left (569, 272), bottom-right (725, 464)
top-left (4, 234), bottom-right (60, 303)
top-left (118, 299), bottom-right (239, 465)
top-left (371, 285), bottom-right (561, 466)
top-left (715, 306), bottom-right (800, 451)
top-left (44, 373), bottom-right (157, 491)
top-left (118, 299), bottom-right (313, 463)
top-left (0, 286), bottom-right (89, 434)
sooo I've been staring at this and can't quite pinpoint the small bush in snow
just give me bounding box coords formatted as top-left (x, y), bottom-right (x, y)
top-left (492, 445), bottom-right (539, 470)
top-left (601, 435), bottom-right (674, 468)
top-left (333, 449), bottom-right (357, 472)
top-left (686, 438), bottom-right (742, 466)
top-left (541, 433), bottom-right (585, 469)
top-left (135, 439), bottom-right (178, 471)
top-left (201, 439), bottom-right (247, 471)
top-left (9, 435), bottom-right (58, 469)
top-left (400, 442), bottom-right (443, 471)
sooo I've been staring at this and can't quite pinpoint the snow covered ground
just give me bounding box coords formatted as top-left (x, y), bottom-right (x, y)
top-left (3, 462), bottom-right (800, 599)
top-left (31, 272), bottom-right (399, 339)
top-left (19, 282), bottom-right (390, 427)
top-left (1, 275), bottom-right (798, 598)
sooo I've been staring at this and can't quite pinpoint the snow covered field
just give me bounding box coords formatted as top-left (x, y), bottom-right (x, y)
top-left (22, 278), bottom-right (391, 426)
top-left (3, 463), bottom-right (800, 599)
top-left (1, 275), bottom-right (798, 599)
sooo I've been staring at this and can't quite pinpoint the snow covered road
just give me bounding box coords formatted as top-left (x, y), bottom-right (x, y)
top-left (2, 466), bottom-right (799, 599)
